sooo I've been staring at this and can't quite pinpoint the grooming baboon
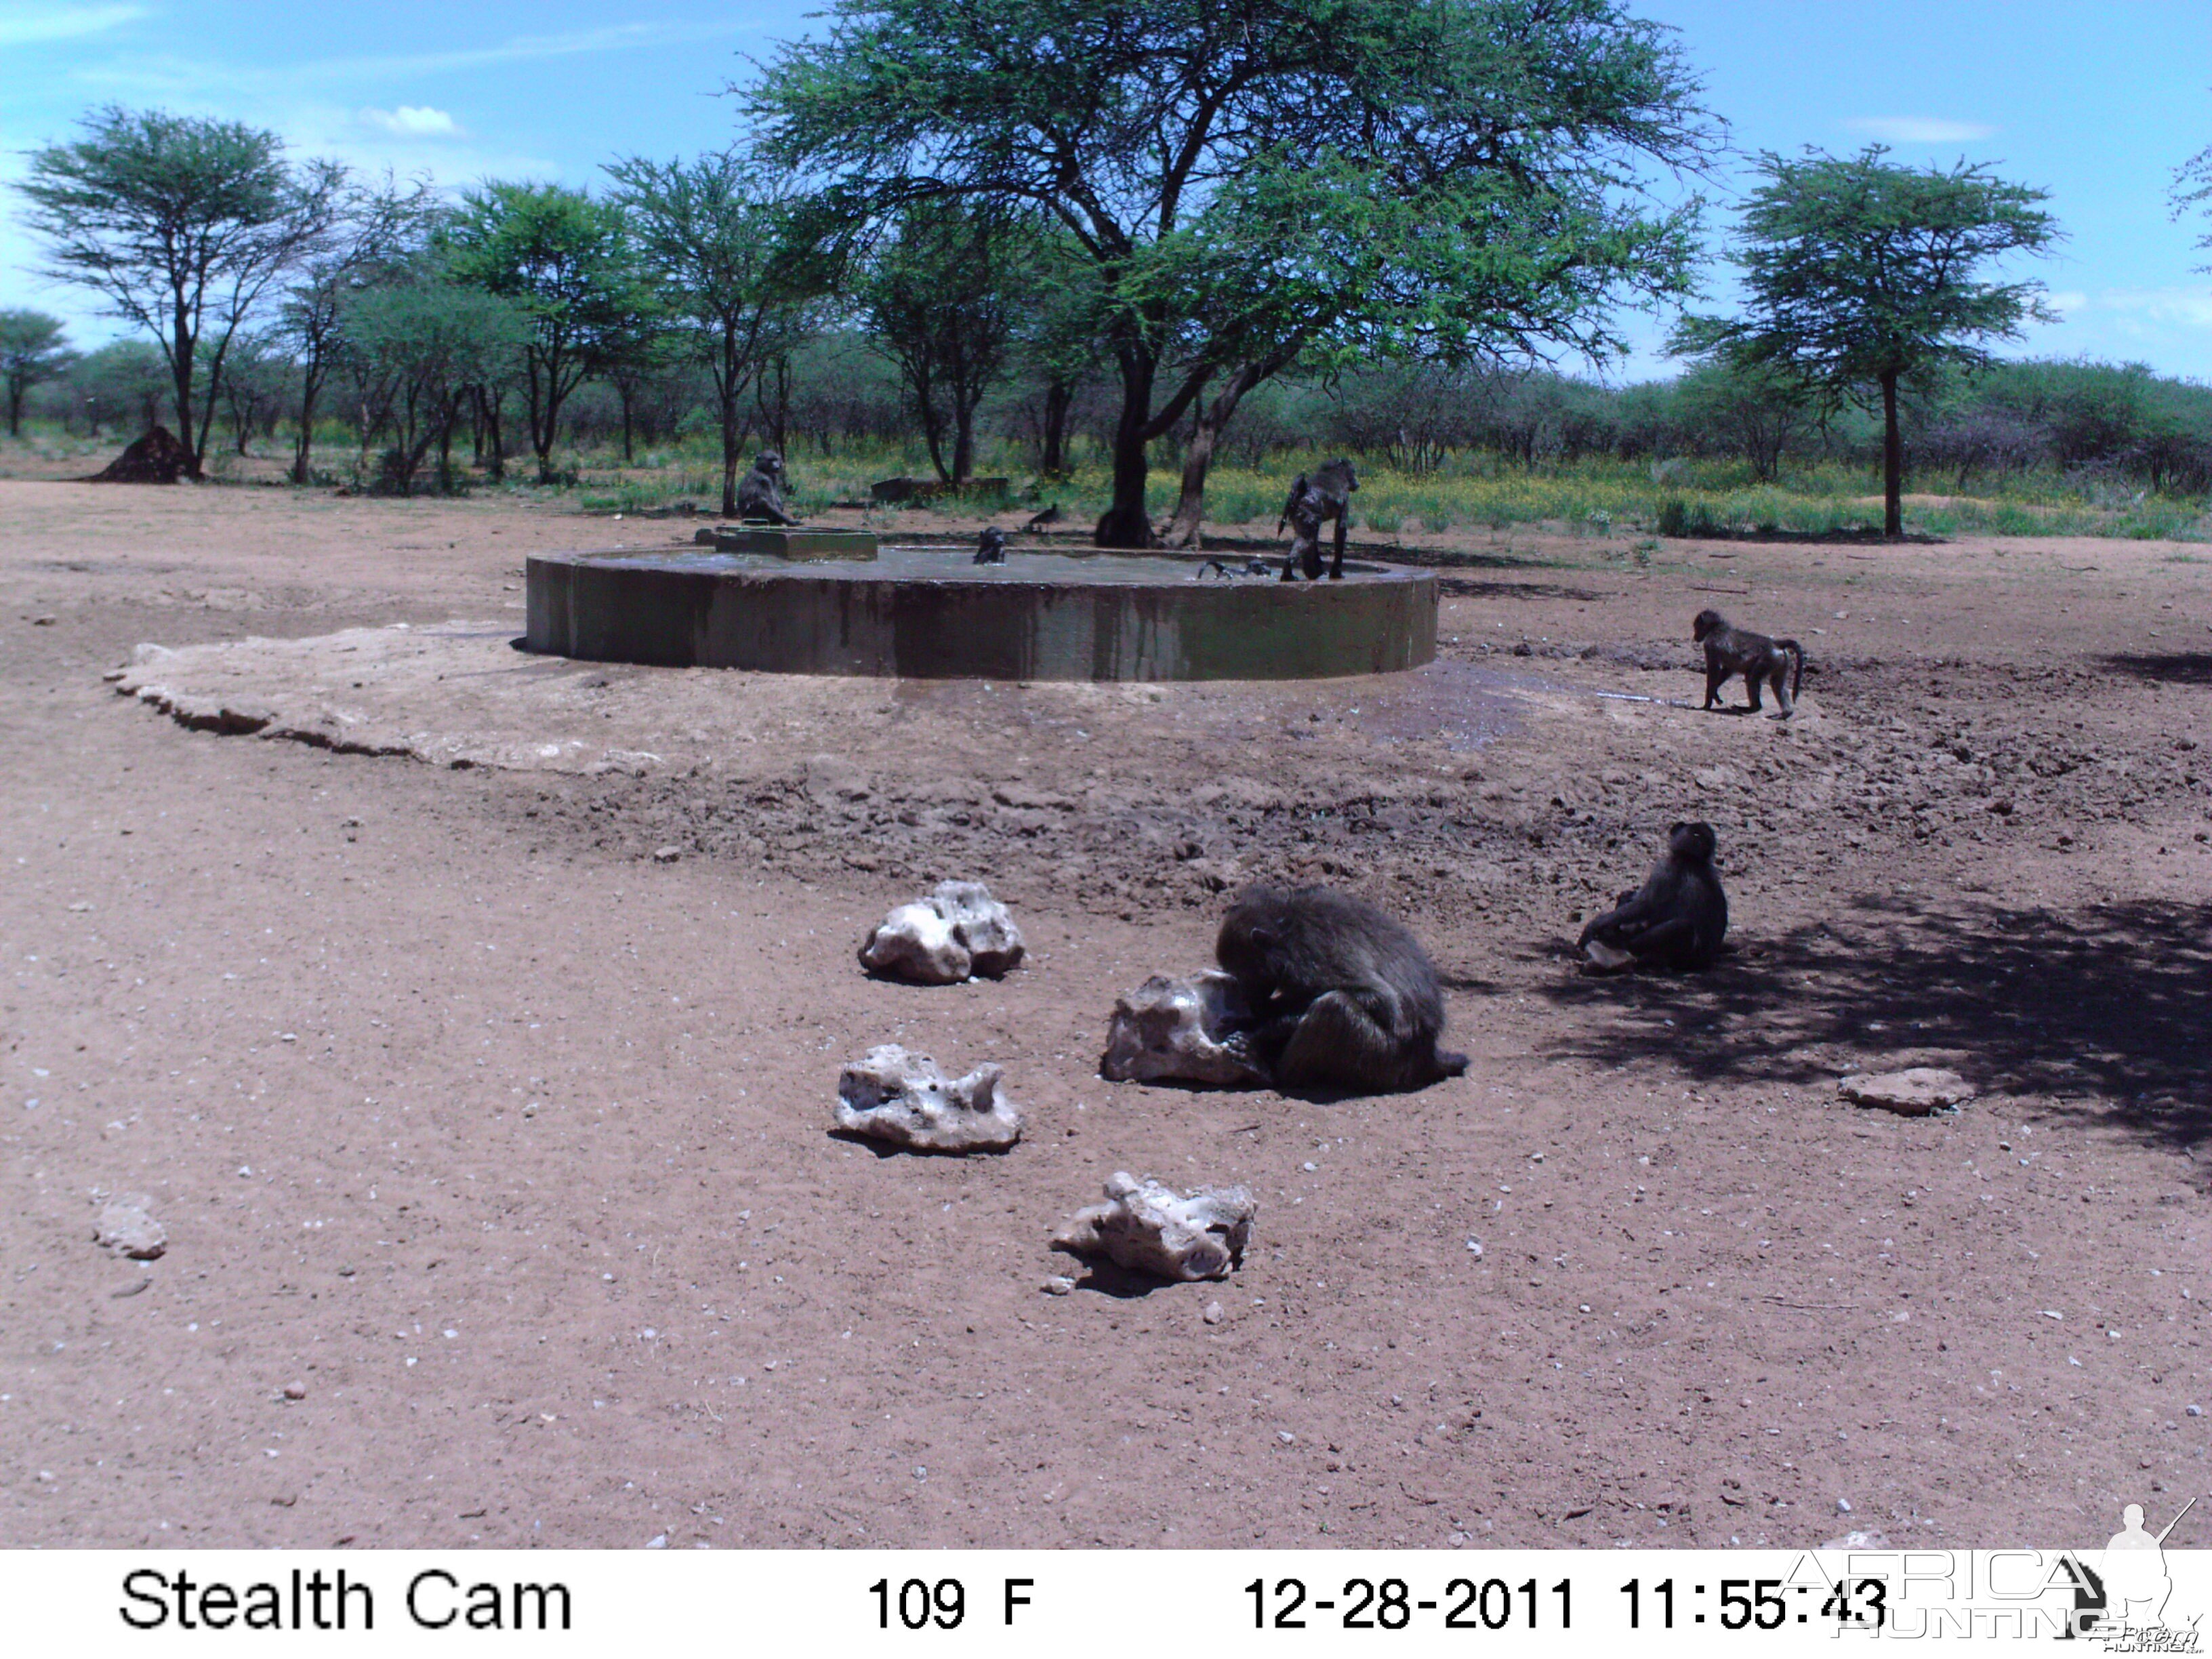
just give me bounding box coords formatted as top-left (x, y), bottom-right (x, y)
top-left (735, 451), bottom-right (800, 525)
top-left (1215, 884), bottom-right (1469, 1094)
top-left (1694, 609), bottom-right (1804, 718)
top-left (1276, 457), bottom-right (1359, 581)
top-left (1577, 821), bottom-right (1728, 971)
top-left (973, 526), bottom-right (1008, 565)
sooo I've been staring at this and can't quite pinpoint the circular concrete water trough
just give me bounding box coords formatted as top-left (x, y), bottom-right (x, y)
top-left (525, 545), bottom-right (1436, 682)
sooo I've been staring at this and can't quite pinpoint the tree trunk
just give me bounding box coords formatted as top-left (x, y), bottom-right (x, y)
top-left (1164, 369), bottom-right (1261, 548)
top-left (169, 313), bottom-right (203, 479)
top-left (720, 386), bottom-right (741, 518)
top-left (1038, 377), bottom-right (1071, 476)
top-left (617, 381), bottom-right (635, 464)
top-left (6, 384), bottom-right (23, 437)
top-left (1094, 354), bottom-right (1158, 548)
top-left (951, 398), bottom-right (975, 486)
top-left (477, 388), bottom-right (506, 482)
top-left (1881, 370), bottom-right (1903, 539)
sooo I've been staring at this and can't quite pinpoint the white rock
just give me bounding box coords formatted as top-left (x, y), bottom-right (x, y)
top-left (833, 1044), bottom-right (1022, 1153)
top-left (1839, 1067), bottom-right (1976, 1116)
top-left (1052, 1172), bottom-right (1256, 1282)
top-left (1099, 970), bottom-right (1267, 1085)
top-left (94, 1195), bottom-right (167, 1261)
top-left (858, 880), bottom-right (1024, 983)
top-left (1582, 938), bottom-right (1633, 972)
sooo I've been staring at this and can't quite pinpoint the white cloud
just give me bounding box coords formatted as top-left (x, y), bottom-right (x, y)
top-left (2097, 285), bottom-right (2212, 330)
top-left (1845, 117), bottom-right (1999, 145)
top-left (0, 3), bottom-right (143, 47)
top-left (68, 20), bottom-right (754, 98)
top-left (2046, 291), bottom-right (2089, 315)
top-left (361, 105), bottom-right (462, 139)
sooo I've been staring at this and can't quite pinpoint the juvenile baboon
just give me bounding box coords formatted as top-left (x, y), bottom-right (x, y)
top-left (1276, 457), bottom-right (1359, 581)
top-left (1215, 884), bottom-right (1469, 1094)
top-left (735, 451), bottom-right (800, 525)
top-left (973, 526), bottom-right (1008, 565)
top-left (1577, 821), bottom-right (1728, 971)
top-left (1694, 609), bottom-right (1804, 719)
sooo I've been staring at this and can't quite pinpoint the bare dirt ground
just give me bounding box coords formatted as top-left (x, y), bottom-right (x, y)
top-left (1, 478), bottom-right (2206, 1552)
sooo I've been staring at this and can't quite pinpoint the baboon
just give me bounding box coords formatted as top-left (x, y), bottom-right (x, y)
top-left (1197, 556), bottom-right (1271, 579)
top-left (1577, 821), bottom-right (1728, 971)
top-left (735, 451), bottom-right (800, 525)
top-left (1694, 609), bottom-right (1803, 718)
top-left (1215, 884), bottom-right (1469, 1094)
top-left (1025, 504), bottom-right (1063, 531)
top-left (973, 526), bottom-right (1008, 565)
top-left (1276, 457), bottom-right (1359, 581)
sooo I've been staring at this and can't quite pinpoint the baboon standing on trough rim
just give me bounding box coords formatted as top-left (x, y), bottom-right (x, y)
top-left (735, 451), bottom-right (800, 525)
top-left (1277, 457), bottom-right (1359, 581)
top-left (1694, 609), bottom-right (1804, 718)
top-left (1578, 821), bottom-right (1728, 971)
top-left (1215, 884), bottom-right (1469, 1094)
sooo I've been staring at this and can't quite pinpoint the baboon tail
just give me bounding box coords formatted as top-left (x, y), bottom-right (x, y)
top-left (1778, 639), bottom-right (1805, 699)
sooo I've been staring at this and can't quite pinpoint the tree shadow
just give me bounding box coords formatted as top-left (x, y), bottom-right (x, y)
top-left (1535, 895), bottom-right (2212, 1154)
top-left (1435, 577), bottom-right (1610, 602)
top-left (2100, 653), bottom-right (2212, 688)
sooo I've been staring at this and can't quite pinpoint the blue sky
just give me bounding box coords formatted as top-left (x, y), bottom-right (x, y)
top-left (3, 0), bottom-right (2210, 382)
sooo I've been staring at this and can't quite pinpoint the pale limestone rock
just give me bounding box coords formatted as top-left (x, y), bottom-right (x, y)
top-left (1839, 1067), bottom-right (1976, 1116)
top-left (834, 1044), bottom-right (1022, 1153)
top-left (1581, 938), bottom-right (1633, 972)
top-left (94, 1194), bottom-right (167, 1261)
top-left (1099, 970), bottom-right (1267, 1086)
top-left (858, 880), bottom-right (1024, 983)
top-left (1053, 1172), bottom-right (1255, 1282)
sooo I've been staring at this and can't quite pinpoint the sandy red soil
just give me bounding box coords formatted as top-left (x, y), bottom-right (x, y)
top-left (1, 477), bottom-right (2205, 1551)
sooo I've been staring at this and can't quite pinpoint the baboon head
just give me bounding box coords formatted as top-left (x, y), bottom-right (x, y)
top-left (752, 451), bottom-right (784, 478)
top-left (1668, 821), bottom-right (1717, 864)
top-left (1692, 609), bottom-right (1726, 642)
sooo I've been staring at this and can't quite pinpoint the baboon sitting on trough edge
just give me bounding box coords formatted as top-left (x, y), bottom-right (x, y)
top-left (973, 526), bottom-right (1008, 564)
top-left (1215, 884), bottom-right (1468, 1094)
top-left (1578, 821), bottom-right (1728, 971)
top-left (1277, 457), bottom-right (1359, 581)
top-left (735, 451), bottom-right (800, 525)
top-left (1694, 609), bottom-right (1803, 718)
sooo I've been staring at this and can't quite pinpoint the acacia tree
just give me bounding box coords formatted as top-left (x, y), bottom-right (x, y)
top-left (0, 311), bottom-right (73, 436)
top-left (344, 279), bottom-right (531, 495)
top-left (18, 105), bottom-right (340, 476)
top-left (441, 183), bottom-right (652, 483)
top-left (752, 0), bottom-right (1715, 546)
top-left (1673, 146), bottom-right (2058, 537)
top-left (279, 173), bottom-right (434, 483)
top-left (606, 153), bottom-right (820, 514)
top-left (859, 200), bottom-right (1031, 484)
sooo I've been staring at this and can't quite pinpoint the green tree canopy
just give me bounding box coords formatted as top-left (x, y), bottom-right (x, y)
top-left (18, 104), bottom-right (340, 474)
top-left (750, 0), bottom-right (1717, 546)
top-left (441, 183), bottom-right (655, 483)
top-left (344, 277), bottom-right (532, 495)
top-left (606, 152), bottom-right (824, 513)
top-left (1673, 144), bottom-right (2058, 536)
top-left (859, 200), bottom-right (1034, 485)
top-left (279, 172), bottom-right (436, 483)
top-left (0, 310), bottom-right (73, 437)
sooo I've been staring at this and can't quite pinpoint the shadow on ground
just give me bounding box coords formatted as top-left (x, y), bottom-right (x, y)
top-left (2102, 652), bottom-right (2212, 688)
top-left (1537, 895), bottom-right (2212, 1155)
